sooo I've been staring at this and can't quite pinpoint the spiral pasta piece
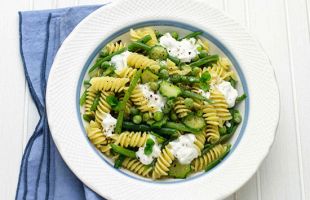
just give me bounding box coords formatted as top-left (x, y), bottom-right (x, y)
top-left (86, 121), bottom-right (108, 147)
top-left (208, 57), bottom-right (237, 84)
top-left (127, 53), bottom-right (160, 72)
top-left (210, 89), bottom-right (232, 125)
top-left (130, 27), bottom-right (158, 46)
top-left (202, 104), bottom-right (220, 126)
top-left (205, 124), bottom-right (220, 144)
top-left (105, 41), bottom-right (127, 54)
top-left (84, 90), bottom-right (97, 114)
top-left (116, 66), bottom-right (137, 79)
top-left (152, 146), bottom-right (175, 179)
top-left (95, 91), bottom-right (113, 124)
top-left (122, 158), bottom-right (153, 177)
top-left (118, 94), bottom-right (133, 115)
top-left (174, 97), bottom-right (191, 118)
top-left (194, 133), bottom-right (207, 155)
top-left (191, 144), bottom-right (228, 172)
top-left (98, 145), bottom-right (112, 156)
top-left (112, 131), bottom-right (149, 148)
top-left (88, 77), bottom-right (129, 93)
top-left (197, 38), bottom-right (209, 52)
top-left (130, 87), bottom-right (158, 113)
top-left (166, 58), bottom-right (181, 75)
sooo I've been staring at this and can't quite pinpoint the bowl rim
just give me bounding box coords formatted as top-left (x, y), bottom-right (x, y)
top-left (46, 0), bottom-right (280, 199)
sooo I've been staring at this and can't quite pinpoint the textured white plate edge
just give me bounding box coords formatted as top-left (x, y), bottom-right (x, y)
top-left (46, 0), bottom-right (280, 199)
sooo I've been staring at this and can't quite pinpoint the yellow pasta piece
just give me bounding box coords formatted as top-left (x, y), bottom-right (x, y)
top-left (130, 87), bottom-right (158, 113)
top-left (105, 41), bottom-right (127, 54)
top-left (112, 131), bottom-right (149, 148)
top-left (122, 158), bottom-right (153, 178)
top-left (88, 77), bottom-right (129, 92)
top-left (130, 27), bottom-right (158, 46)
top-left (210, 89), bottom-right (232, 125)
top-left (127, 53), bottom-right (160, 72)
top-left (152, 145), bottom-right (175, 179)
top-left (174, 97), bottom-right (191, 119)
top-left (86, 121), bottom-right (108, 147)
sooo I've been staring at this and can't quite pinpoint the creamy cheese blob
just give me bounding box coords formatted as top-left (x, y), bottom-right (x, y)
top-left (101, 113), bottom-right (117, 137)
top-left (196, 89), bottom-right (210, 99)
top-left (216, 81), bottom-right (238, 108)
top-left (139, 84), bottom-right (166, 111)
top-left (168, 134), bottom-right (199, 165)
top-left (159, 33), bottom-right (199, 62)
top-left (225, 121), bottom-right (231, 128)
top-left (110, 51), bottom-right (131, 73)
top-left (136, 135), bottom-right (161, 165)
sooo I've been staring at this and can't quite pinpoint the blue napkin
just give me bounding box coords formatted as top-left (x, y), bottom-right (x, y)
top-left (17, 5), bottom-right (107, 200)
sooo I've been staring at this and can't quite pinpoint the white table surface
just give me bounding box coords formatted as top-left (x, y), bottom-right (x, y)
top-left (1, 0), bottom-right (309, 199)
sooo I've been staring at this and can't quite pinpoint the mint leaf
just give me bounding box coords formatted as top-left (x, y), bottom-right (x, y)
top-left (106, 95), bottom-right (119, 108)
top-left (144, 138), bottom-right (155, 155)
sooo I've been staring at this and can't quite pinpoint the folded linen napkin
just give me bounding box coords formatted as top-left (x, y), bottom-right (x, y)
top-left (17, 5), bottom-right (106, 200)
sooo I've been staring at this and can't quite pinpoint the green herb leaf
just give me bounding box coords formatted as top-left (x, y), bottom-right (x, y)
top-left (200, 82), bottom-right (210, 91)
top-left (144, 138), bottom-right (155, 155)
top-left (200, 71), bottom-right (211, 82)
top-left (106, 95), bottom-right (119, 108)
top-left (236, 93), bottom-right (247, 104)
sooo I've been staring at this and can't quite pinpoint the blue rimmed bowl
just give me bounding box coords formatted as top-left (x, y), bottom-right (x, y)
top-left (46, 0), bottom-right (279, 199)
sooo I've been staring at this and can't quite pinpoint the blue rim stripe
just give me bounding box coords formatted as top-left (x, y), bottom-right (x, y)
top-left (76, 20), bottom-right (249, 184)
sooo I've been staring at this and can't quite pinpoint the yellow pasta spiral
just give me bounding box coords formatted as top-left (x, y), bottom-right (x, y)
top-left (116, 66), bottom-right (137, 79)
top-left (130, 27), bottom-right (158, 46)
top-left (88, 77), bottom-right (129, 93)
top-left (112, 131), bottom-right (149, 148)
top-left (105, 41), bottom-right (127, 54)
top-left (127, 53), bottom-right (160, 72)
top-left (130, 87), bottom-right (158, 113)
top-left (152, 146), bottom-right (175, 179)
top-left (95, 91), bottom-right (113, 124)
top-left (166, 58), bottom-right (181, 75)
top-left (208, 57), bottom-right (237, 84)
top-left (118, 94), bottom-right (133, 115)
top-left (194, 133), bottom-right (207, 155)
top-left (202, 104), bottom-right (220, 126)
top-left (197, 38), bottom-right (209, 52)
top-left (205, 124), bottom-right (220, 144)
top-left (191, 144), bottom-right (228, 172)
top-left (84, 90), bottom-right (97, 114)
top-left (86, 121), bottom-right (108, 147)
top-left (210, 89), bottom-right (232, 125)
top-left (98, 145), bottom-right (112, 156)
top-left (174, 97), bottom-right (191, 118)
top-left (122, 158), bottom-right (153, 177)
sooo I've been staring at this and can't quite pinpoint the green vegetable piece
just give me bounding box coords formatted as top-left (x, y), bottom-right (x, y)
top-left (233, 112), bottom-right (242, 124)
top-left (181, 31), bottom-right (203, 40)
top-left (155, 30), bottom-right (163, 39)
top-left (115, 69), bottom-right (142, 134)
top-left (162, 105), bottom-right (171, 114)
top-left (122, 121), bottom-right (178, 136)
top-left (219, 126), bottom-right (227, 135)
top-left (106, 95), bottom-right (119, 108)
top-left (142, 112), bottom-right (151, 122)
top-left (90, 93), bottom-right (100, 111)
top-left (170, 112), bottom-right (178, 121)
top-left (200, 82), bottom-right (210, 92)
top-left (236, 93), bottom-right (247, 104)
top-left (192, 55), bottom-right (200, 62)
top-left (137, 34), bottom-right (152, 44)
top-left (196, 110), bottom-right (203, 117)
top-left (100, 61), bottom-right (111, 69)
top-left (229, 79), bottom-right (237, 88)
top-left (181, 90), bottom-right (212, 103)
top-left (144, 138), bottom-right (155, 155)
top-left (168, 161), bottom-right (191, 179)
top-left (89, 48), bottom-right (126, 73)
top-left (130, 107), bottom-right (139, 115)
top-left (170, 75), bottom-right (200, 84)
top-left (148, 82), bottom-right (159, 91)
top-left (184, 98), bottom-right (194, 108)
top-left (102, 65), bottom-right (115, 76)
top-left (159, 81), bottom-right (181, 98)
top-left (159, 69), bottom-right (169, 80)
top-left (168, 55), bottom-right (180, 65)
top-left (189, 55), bottom-right (219, 67)
top-left (133, 115), bottom-right (142, 124)
top-left (150, 132), bottom-right (166, 144)
top-left (205, 145), bottom-right (231, 172)
top-left (110, 144), bottom-right (136, 158)
top-left (171, 31), bottom-right (179, 40)
top-left (200, 71), bottom-right (211, 82)
top-left (183, 115), bottom-right (206, 131)
top-left (192, 67), bottom-right (201, 76)
top-left (154, 111), bottom-right (164, 122)
top-left (141, 69), bottom-right (158, 83)
top-left (164, 122), bottom-right (198, 133)
top-left (198, 50), bottom-right (209, 58)
top-left (146, 119), bottom-right (156, 126)
top-left (128, 41), bottom-right (151, 52)
top-left (83, 113), bottom-right (95, 122)
top-left (83, 80), bottom-right (91, 87)
top-left (148, 45), bottom-right (168, 60)
top-left (152, 116), bottom-right (168, 129)
top-left (80, 91), bottom-right (87, 106)
top-left (114, 155), bottom-right (126, 169)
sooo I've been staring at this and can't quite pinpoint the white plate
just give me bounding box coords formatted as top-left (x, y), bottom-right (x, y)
top-left (46, 0), bottom-right (280, 199)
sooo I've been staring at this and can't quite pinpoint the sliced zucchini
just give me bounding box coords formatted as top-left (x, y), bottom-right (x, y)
top-left (159, 81), bottom-right (181, 98)
top-left (148, 45), bottom-right (168, 60)
top-left (168, 161), bottom-right (191, 179)
top-left (183, 115), bottom-right (206, 131)
top-left (141, 69), bottom-right (158, 83)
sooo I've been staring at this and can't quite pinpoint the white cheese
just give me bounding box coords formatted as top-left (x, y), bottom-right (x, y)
top-left (168, 134), bottom-right (199, 165)
top-left (216, 81), bottom-right (238, 108)
top-left (159, 33), bottom-right (199, 62)
top-left (110, 51), bottom-right (131, 73)
top-left (225, 121), bottom-right (231, 128)
top-left (101, 113), bottom-right (117, 137)
top-left (136, 135), bottom-right (161, 165)
top-left (139, 84), bottom-right (166, 111)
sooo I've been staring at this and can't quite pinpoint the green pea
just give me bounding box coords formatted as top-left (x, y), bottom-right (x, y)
top-left (184, 98), bottom-right (194, 108)
top-left (133, 115), bottom-right (142, 124)
top-left (130, 107), bottom-right (139, 115)
top-left (159, 69), bottom-right (169, 80)
top-left (143, 112), bottom-right (151, 122)
top-left (233, 112), bottom-right (242, 124)
top-left (171, 31), bottom-right (179, 40)
top-left (167, 99), bottom-right (175, 107)
top-left (148, 82), bottom-right (159, 91)
top-left (170, 112), bottom-right (178, 121)
top-left (192, 67), bottom-right (201, 76)
top-left (196, 110), bottom-right (203, 117)
top-left (162, 105), bottom-right (171, 114)
top-left (219, 126), bottom-right (227, 135)
top-left (154, 111), bottom-right (164, 121)
top-left (196, 45), bottom-right (203, 52)
top-left (146, 120), bottom-right (155, 126)
top-left (192, 55), bottom-right (200, 62)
